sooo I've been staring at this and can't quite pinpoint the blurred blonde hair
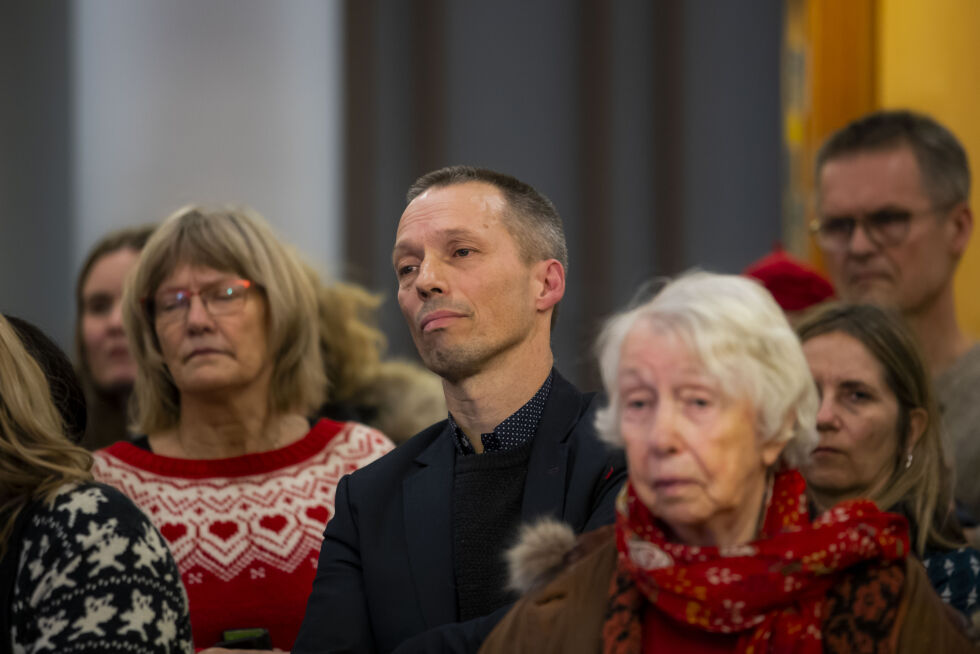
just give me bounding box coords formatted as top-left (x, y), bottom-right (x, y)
top-left (123, 205), bottom-right (326, 433)
top-left (313, 276), bottom-right (386, 403)
top-left (310, 271), bottom-right (446, 443)
top-left (0, 315), bottom-right (92, 557)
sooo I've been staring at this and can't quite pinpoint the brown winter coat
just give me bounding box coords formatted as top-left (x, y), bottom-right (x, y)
top-left (480, 525), bottom-right (977, 653)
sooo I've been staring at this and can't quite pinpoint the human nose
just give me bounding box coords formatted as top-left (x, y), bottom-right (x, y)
top-left (414, 257), bottom-right (446, 299)
top-left (815, 391), bottom-right (838, 431)
top-left (647, 399), bottom-right (682, 456)
top-left (184, 294), bottom-right (215, 331)
top-left (107, 300), bottom-right (125, 333)
top-left (847, 218), bottom-right (879, 256)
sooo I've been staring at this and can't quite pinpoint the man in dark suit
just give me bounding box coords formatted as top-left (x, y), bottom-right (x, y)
top-left (294, 166), bottom-right (626, 653)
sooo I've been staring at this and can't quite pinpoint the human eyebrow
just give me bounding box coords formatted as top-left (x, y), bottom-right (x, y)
top-left (391, 242), bottom-right (416, 266)
top-left (838, 380), bottom-right (875, 396)
top-left (441, 227), bottom-right (482, 243)
top-left (84, 292), bottom-right (114, 312)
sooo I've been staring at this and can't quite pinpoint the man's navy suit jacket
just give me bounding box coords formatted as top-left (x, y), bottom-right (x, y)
top-left (293, 370), bottom-right (627, 653)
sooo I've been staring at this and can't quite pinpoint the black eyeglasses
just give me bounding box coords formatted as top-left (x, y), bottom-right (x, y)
top-left (809, 206), bottom-right (947, 252)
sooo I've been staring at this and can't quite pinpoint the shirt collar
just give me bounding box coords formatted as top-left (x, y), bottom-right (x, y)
top-left (448, 370), bottom-right (554, 455)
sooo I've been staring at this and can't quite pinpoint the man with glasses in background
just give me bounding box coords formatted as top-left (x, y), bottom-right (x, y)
top-left (811, 109), bottom-right (978, 528)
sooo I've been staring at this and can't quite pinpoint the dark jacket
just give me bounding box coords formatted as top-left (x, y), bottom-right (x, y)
top-left (293, 370), bottom-right (627, 653)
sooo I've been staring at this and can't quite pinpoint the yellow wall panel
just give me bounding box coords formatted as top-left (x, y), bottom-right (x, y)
top-left (782, 0), bottom-right (876, 266)
top-left (877, 0), bottom-right (980, 336)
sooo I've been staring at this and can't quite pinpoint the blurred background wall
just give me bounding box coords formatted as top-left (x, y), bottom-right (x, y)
top-left (0, 0), bottom-right (784, 388)
top-left (1, 0), bottom-right (343, 351)
top-left (6, 0), bottom-right (976, 390)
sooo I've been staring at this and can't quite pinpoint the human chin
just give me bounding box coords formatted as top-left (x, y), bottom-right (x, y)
top-left (654, 498), bottom-right (712, 538)
top-left (803, 460), bottom-right (855, 495)
top-left (841, 274), bottom-right (899, 305)
top-left (97, 362), bottom-right (138, 389)
top-left (173, 357), bottom-right (238, 388)
top-left (419, 342), bottom-right (487, 382)
top-left (634, 477), bottom-right (702, 520)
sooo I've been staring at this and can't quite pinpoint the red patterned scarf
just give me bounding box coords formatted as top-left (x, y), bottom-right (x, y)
top-left (603, 469), bottom-right (909, 653)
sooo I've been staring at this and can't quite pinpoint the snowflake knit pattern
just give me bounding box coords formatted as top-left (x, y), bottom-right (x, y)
top-left (91, 418), bottom-right (393, 651)
top-left (10, 482), bottom-right (194, 654)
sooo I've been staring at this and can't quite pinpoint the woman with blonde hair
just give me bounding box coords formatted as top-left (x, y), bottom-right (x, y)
top-left (797, 302), bottom-right (979, 620)
top-left (0, 314), bottom-right (192, 653)
top-left (92, 205), bottom-right (394, 651)
top-left (481, 273), bottom-right (972, 653)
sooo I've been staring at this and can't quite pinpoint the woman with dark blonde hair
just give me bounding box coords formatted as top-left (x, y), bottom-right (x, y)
top-left (91, 205), bottom-right (394, 651)
top-left (0, 314), bottom-right (192, 653)
top-left (797, 302), bottom-right (979, 620)
top-left (74, 224), bottom-right (156, 449)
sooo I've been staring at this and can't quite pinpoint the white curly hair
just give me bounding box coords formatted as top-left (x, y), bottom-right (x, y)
top-left (594, 271), bottom-right (818, 468)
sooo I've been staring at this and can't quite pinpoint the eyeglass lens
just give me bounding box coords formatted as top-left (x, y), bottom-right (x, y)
top-left (154, 280), bottom-right (251, 322)
top-left (817, 209), bottom-right (912, 248)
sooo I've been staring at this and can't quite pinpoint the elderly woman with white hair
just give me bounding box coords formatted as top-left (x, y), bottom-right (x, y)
top-left (480, 272), bottom-right (972, 653)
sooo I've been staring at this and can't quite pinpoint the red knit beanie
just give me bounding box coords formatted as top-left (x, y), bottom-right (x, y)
top-left (743, 248), bottom-right (835, 312)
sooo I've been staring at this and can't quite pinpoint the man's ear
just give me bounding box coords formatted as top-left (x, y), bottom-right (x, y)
top-left (533, 259), bottom-right (565, 312)
top-left (946, 202), bottom-right (973, 258)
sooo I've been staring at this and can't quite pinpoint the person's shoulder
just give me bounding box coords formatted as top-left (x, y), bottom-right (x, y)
top-left (27, 481), bottom-right (183, 594)
top-left (938, 343), bottom-right (980, 386)
top-left (14, 482), bottom-right (194, 654)
top-left (36, 481), bottom-right (158, 538)
top-left (482, 522), bottom-right (616, 653)
top-left (955, 344), bottom-right (980, 378)
top-left (343, 419), bottom-right (449, 481)
top-left (508, 520), bottom-right (617, 596)
top-left (961, 343), bottom-right (980, 366)
top-left (547, 370), bottom-right (600, 428)
top-left (895, 556), bottom-right (978, 651)
top-left (923, 546), bottom-right (980, 612)
top-left (558, 385), bottom-right (610, 448)
top-left (319, 418), bottom-right (397, 457)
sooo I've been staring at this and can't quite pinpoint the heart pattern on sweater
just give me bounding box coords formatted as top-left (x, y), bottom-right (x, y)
top-left (160, 523), bottom-right (188, 542)
top-left (259, 515), bottom-right (288, 534)
top-left (91, 421), bottom-right (394, 584)
top-left (305, 505), bottom-right (329, 524)
top-left (209, 520), bottom-right (239, 540)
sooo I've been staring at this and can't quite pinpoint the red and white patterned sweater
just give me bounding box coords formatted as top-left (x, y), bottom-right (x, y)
top-left (91, 418), bottom-right (394, 651)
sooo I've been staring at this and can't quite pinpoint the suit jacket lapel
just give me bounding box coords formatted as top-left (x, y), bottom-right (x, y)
top-left (403, 424), bottom-right (458, 628)
top-left (521, 370), bottom-right (583, 522)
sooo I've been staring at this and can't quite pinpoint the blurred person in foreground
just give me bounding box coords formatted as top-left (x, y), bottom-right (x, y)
top-left (295, 166), bottom-right (626, 653)
top-left (74, 225), bottom-right (155, 449)
top-left (812, 110), bottom-right (980, 526)
top-left (0, 314), bottom-right (192, 653)
top-left (798, 302), bottom-right (980, 624)
top-left (91, 206), bottom-right (394, 651)
top-left (481, 272), bottom-right (973, 653)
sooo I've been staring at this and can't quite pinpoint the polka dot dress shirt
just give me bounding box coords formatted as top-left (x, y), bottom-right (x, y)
top-left (448, 370), bottom-right (554, 455)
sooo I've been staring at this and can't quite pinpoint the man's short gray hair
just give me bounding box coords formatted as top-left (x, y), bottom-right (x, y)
top-left (594, 271), bottom-right (818, 468)
top-left (816, 109), bottom-right (970, 210)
